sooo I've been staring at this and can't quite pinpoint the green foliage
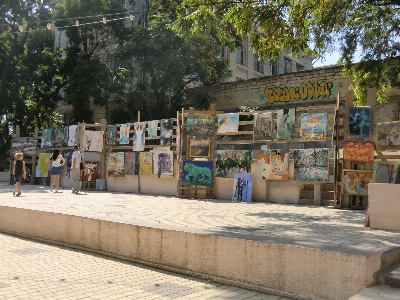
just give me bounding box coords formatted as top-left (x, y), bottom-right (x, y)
top-left (192, 89), bottom-right (214, 110)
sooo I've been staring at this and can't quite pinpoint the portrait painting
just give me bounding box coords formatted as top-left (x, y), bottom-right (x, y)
top-left (107, 152), bottom-right (125, 177)
top-left (160, 119), bottom-right (173, 145)
top-left (216, 150), bottom-right (252, 178)
top-left (35, 153), bottom-right (51, 177)
top-left (232, 173), bottom-right (253, 202)
top-left (11, 137), bottom-right (37, 156)
top-left (343, 170), bottom-right (374, 195)
top-left (152, 149), bottom-right (173, 178)
top-left (182, 160), bottom-right (213, 186)
top-left (119, 123), bottom-right (130, 145)
top-left (257, 149), bottom-right (289, 180)
top-left (139, 152), bottom-right (153, 175)
top-left (106, 125), bottom-right (117, 145)
top-left (376, 121), bottom-right (400, 151)
top-left (253, 113), bottom-right (273, 141)
top-left (83, 130), bottom-right (104, 152)
top-left (186, 114), bottom-right (214, 137)
top-left (125, 152), bottom-right (139, 175)
top-left (147, 120), bottom-right (158, 139)
top-left (293, 148), bottom-right (329, 182)
top-left (217, 113), bottom-right (239, 133)
top-left (68, 125), bottom-right (78, 146)
top-left (82, 162), bottom-right (100, 182)
top-left (300, 113), bottom-right (328, 140)
top-left (276, 108), bottom-right (296, 140)
top-left (51, 126), bottom-right (68, 148)
top-left (133, 122), bottom-right (146, 151)
top-left (343, 141), bottom-right (375, 162)
top-left (41, 128), bottom-right (53, 148)
top-left (348, 106), bottom-right (371, 137)
top-left (189, 139), bottom-right (211, 158)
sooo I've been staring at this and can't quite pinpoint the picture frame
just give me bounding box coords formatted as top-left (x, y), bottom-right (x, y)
top-left (342, 169), bottom-right (374, 196)
top-left (348, 106), bottom-right (372, 138)
top-left (189, 139), bottom-right (211, 159)
top-left (376, 121), bottom-right (400, 152)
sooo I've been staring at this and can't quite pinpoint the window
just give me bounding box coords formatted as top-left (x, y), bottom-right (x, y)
top-left (219, 46), bottom-right (225, 58)
top-left (236, 48), bottom-right (244, 65)
top-left (296, 63), bottom-right (304, 72)
top-left (284, 58), bottom-right (292, 73)
top-left (254, 54), bottom-right (263, 73)
top-left (269, 60), bottom-right (276, 76)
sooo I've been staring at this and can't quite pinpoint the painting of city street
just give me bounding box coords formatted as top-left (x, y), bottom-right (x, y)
top-left (253, 113), bottom-right (273, 141)
top-left (348, 106), bottom-right (371, 137)
top-left (160, 119), bottom-right (173, 145)
top-left (152, 150), bottom-right (173, 178)
top-left (293, 148), bottom-right (329, 181)
top-left (276, 108), bottom-right (296, 140)
top-left (300, 113), bottom-right (328, 140)
top-left (343, 170), bottom-right (374, 195)
top-left (107, 152), bottom-right (125, 177)
top-left (232, 173), bottom-right (253, 202)
top-left (376, 121), bottom-right (400, 151)
top-left (51, 126), bottom-right (68, 147)
top-left (106, 125), bottom-right (117, 145)
top-left (189, 139), bottom-right (211, 158)
top-left (186, 114), bottom-right (214, 137)
top-left (216, 150), bottom-right (252, 178)
top-left (182, 160), bottom-right (213, 186)
top-left (343, 141), bottom-right (375, 162)
top-left (41, 128), bottom-right (52, 148)
top-left (257, 149), bottom-right (289, 180)
top-left (125, 152), bottom-right (138, 175)
top-left (11, 137), bottom-right (38, 155)
top-left (217, 113), bottom-right (239, 133)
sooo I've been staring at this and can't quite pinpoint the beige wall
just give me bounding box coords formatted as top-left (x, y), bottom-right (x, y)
top-left (369, 184), bottom-right (400, 231)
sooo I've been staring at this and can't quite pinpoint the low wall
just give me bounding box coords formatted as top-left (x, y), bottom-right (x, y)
top-left (369, 184), bottom-right (400, 231)
top-left (0, 206), bottom-right (382, 300)
top-left (0, 171), bottom-right (9, 182)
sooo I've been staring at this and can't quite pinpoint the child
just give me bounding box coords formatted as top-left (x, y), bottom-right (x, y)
top-left (13, 152), bottom-right (26, 196)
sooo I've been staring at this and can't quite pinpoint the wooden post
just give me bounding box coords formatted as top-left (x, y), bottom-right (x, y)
top-left (265, 180), bottom-right (270, 202)
top-left (100, 119), bottom-right (107, 182)
top-left (137, 111), bottom-right (141, 194)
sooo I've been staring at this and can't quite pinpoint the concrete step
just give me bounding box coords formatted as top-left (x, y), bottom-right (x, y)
top-left (300, 190), bottom-right (335, 201)
top-left (298, 199), bottom-right (334, 207)
top-left (375, 262), bottom-right (400, 288)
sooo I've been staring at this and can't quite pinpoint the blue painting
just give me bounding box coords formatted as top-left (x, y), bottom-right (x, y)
top-left (232, 173), bottom-right (253, 202)
top-left (106, 125), bottom-right (117, 145)
top-left (300, 113), bottom-right (328, 140)
top-left (182, 160), bottom-right (213, 186)
top-left (348, 106), bottom-right (371, 137)
top-left (217, 113), bottom-right (239, 133)
top-left (41, 128), bottom-right (53, 148)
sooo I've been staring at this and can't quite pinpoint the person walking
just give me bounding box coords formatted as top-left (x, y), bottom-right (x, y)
top-left (13, 153), bottom-right (26, 196)
top-left (50, 149), bottom-right (64, 192)
top-left (70, 144), bottom-right (83, 194)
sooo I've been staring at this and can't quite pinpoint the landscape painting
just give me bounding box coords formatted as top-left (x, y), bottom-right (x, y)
top-left (343, 141), bottom-right (375, 162)
top-left (147, 120), bottom-right (158, 139)
top-left (293, 148), bottom-right (329, 182)
top-left (160, 119), bottom-right (173, 145)
top-left (232, 173), bottom-right (253, 202)
top-left (133, 122), bottom-right (146, 151)
top-left (82, 162), bottom-right (100, 182)
top-left (51, 126), bottom-right (68, 148)
top-left (276, 108), bottom-right (296, 140)
top-left (348, 106), bottom-right (371, 137)
top-left (152, 150), bottom-right (173, 178)
top-left (216, 150), bottom-right (252, 178)
top-left (257, 149), bottom-right (289, 180)
top-left (376, 121), bottom-right (400, 151)
top-left (107, 152), bottom-right (125, 177)
top-left (41, 128), bottom-right (52, 148)
top-left (83, 130), bottom-right (104, 152)
top-left (217, 113), bottom-right (239, 133)
top-left (182, 160), bottom-right (213, 186)
top-left (300, 113), bottom-right (328, 140)
top-left (68, 125), bottom-right (78, 146)
top-left (11, 137), bottom-right (38, 155)
top-left (125, 152), bottom-right (138, 175)
top-left (106, 125), bottom-right (117, 145)
top-left (343, 170), bottom-right (374, 195)
top-left (189, 139), bottom-right (211, 158)
top-left (119, 123), bottom-right (130, 144)
top-left (35, 153), bottom-right (51, 177)
top-left (253, 113), bottom-right (273, 141)
top-left (186, 114), bottom-right (214, 137)
top-left (139, 152), bottom-right (153, 175)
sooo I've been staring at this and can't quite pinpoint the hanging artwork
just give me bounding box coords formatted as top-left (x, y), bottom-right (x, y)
top-left (41, 128), bottom-right (53, 148)
top-left (52, 126), bottom-right (68, 148)
top-left (119, 123), bottom-right (130, 144)
top-left (257, 149), bottom-right (289, 180)
top-left (152, 150), bottom-right (174, 178)
top-left (189, 139), bottom-right (211, 158)
top-left (253, 113), bottom-right (273, 141)
top-left (300, 113), bottom-right (328, 140)
top-left (11, 137), bottom-right (38, 155)
top-left (376, 121), bottom-right (400, 151)
top-left (139, 152), bottom-right (153, 175)
top-left (343, 141), bottom-right (375, 162)
top-left (160, 119), bottom-right (173, 145)
top-left (342, 170), bottom-right (373, 195)
top-left (68, 125), bottom-right (78, 146)
top-left (276, 108), bottom-right (296, 140)
top-left (216, 150), bottom-right (252, 178)
top-left (35, 153), bottom-right (51, 177)
top-left (106, 125), bottom-right (117, 145)
top-left (182, 160), bottom-right (213, 186)
top-left (176, 124), bottom-right (181, 154)
top-left (232, 173), bottom-right (253, 202)
top-left (186, 114), bottom-right (214, 137)
top-left (293, 148), bottom-right (329, 182)
top-left (82, 162), bottom-right (100, 182)
top-left (133, 122), bottom-right (146, 151)
top-left (147, 120), bottom-right (158, 139)
top-left (65, 152), bottom-right (73, 177)
top-left (107, 152), bottom-right (125, 177)
top-left (125, 152), bottom-right (139, 175)
top-left (217, 113), bottom-right (239, 133)
top-left (83, 130), bottom-right (104, 152)
top-left (348, 106), bottom-right (371, 137)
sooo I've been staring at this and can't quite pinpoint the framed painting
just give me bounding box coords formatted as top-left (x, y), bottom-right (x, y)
top-left (186, 114), bottom-right (214, 137)
top-left (133, 122), bottom-right (146, 151)
top-left (147, 120), bottom-right (158, 139)
top-left (300, 113), bottom-right (328, 141)
top-left (107, 152), bottom-right (125, 177)
top-left (82, 162), bottom-right (100, 182)
top-left (253, 113), bottom-right (273, 141)
top-left (293, 148), bottom-right (329, 182)
top-left (217, 113), bottom-right (239, 133)
top-left (83, 130), bottom-right (104, 152)
top-left (257, 149), bottom-right (289, 180)
top-left (106, 125), bottom-right (117, 145)
top-left (182, 160), bottom-right (213, 186)
top-left (232, 173), bottom-right (253, 202)
top-left (139, 152), bottom-right (153, 175)
top-left (52, 126), bottom-right (68, 148)
top-left (189, 139), bottom-right (211, 158)
top-left (119, 123), bottom-right (130, 145)
top-left (68, 125), bottom-right (78, 146)
top-left (372, 161), bottom-right (393, 184)
top-left (376, 121), bottom-right (400, 151)
top-left (343, 141), bottom-right (375, 162)
top-left (276, 108), bottom-right (295, 140)
top-left (348, 106), bottom-right (371, 137)
top-left (152, 150), bottom-right (174, 178)
top-left (11, 137), bottom-right (38, 156)
top-left (35, 153), bottom-right (51, 177)
top-left (125, 152), bottom-right (139, 175)
top-left (160, 119), bottom-right (173, 145)
top-left (342, 169), bottom-right (374, 195)
top-left (216, 150), bottom-right (252, 178)
top-left (41, 128), bottom-right (53, 148)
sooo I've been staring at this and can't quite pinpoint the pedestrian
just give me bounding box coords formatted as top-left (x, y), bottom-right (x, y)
top-left (13, 152), bottom-right (26, 196)
top-left (50, 148), bottom-right (64, 192)
top-left (70, 144), bottom-right (83, 194)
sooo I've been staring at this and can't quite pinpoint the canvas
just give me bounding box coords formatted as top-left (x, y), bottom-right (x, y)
top-left (147, 120), bottom-right (158, 139)
top-left (182, 160), bottom-right (213, 186)
top-left (189, 139), bottom-right (211, 158)
top-left (35, 153), bottom-right (51, 177)
top-left (68, 125), bottom-right (78, 146)
top-left (343, 141), bottom-right (375, 162)
top-left (160, 119), bottom-right (173, 145)
top-left (176, 124), bottom-right (181, 154)
top-left (300, 113), bottom-right (328, 140)
top-left (83, 130), bottom-right (104, 152)
top-left (152, 149), bottom-right (173, 178)
top-left (217, 113), bottom-right (239, 133)
top-left (139, 152), bottom-right (153, 175)
top-left (96, 179), bottom-right (106, 191)
top-left (376, 121), bottom-right (400, 151)
top-left (125, 152), bottom-right (139, 175)
top-left (119, 123), bottom-right (130, 144)
top-left (41, 128), bottom-right (53, 148)
top-left (11, 137), bottom-right (37, 155)
top-left (106, 125), bottom-right (117, 145)
top-left (348, 106), bottom-right (371, 137)
top-left (257, 149), bottom-right (289, 180)
top-left (293, 148), bottom-right (329, 182)
top-left (343, 170), bottom-right (374, 195)
top-left (372, 162), bottom-right (393, 184)
top-left (232, 173), bottom-right (253, 202)
top-left (133, 122), bottom-right (146, 151)
top-left (186, 114), bottom-right (214, 137)
top-left (82, 162), bottom-right (100, 182)
top-left (253, 113), bottom-right (273, 141)
top-left (276, 108), bottom-right (296, 140)
top-left (107, 152), bottom-right (125, 177)
top-left (216, 150), bottom-right (252, 178)
top-left (65, 152), bottom-right (73, 177)
top-left (52, 126), bottom-right (68, 148)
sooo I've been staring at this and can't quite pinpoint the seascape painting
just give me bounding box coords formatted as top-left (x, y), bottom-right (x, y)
top-left (232, 173), bottom-right (253, 202)
top-left (139, 152), bottom-right (153, 175)
top-left (35, 153), bottom-right (51, 177)
top-left (147, 120), bottom-right (158, 139)
top-left (83, 130), bottom-right (104, 152)
top-left (186, 114), bottom-right (214, 137)
top-left (276, 108), bottom-right (296, 140)
top-left (152, 149), bottom-right (173, 178)
top-left (182, 160), bottom-right (213, 186)
top-left (125, 152), bottom-right (139, 175)
top-left (343, 170), bottom-right (374, 195)
top-left (82, 162), bottom-right (100, 182)
top-left (293, 148), bottom-right (329, 182)
top-left (376, 121), bottom-right (400, 151)
top-left (107, 152), bottom-right (125, 177)
top-left (189, 139), bottom-right (211, 158)
top-left (257, 149), bottom-right (289, 180)
top-left (348, 106), bottom-right (371, 137)
top-left (133, 122), bottom-right (146, 151)
top-left (51, 126), bottom-right (68, 148)
top-left (217, 113), bottom-right (239, 133)
top-left (106, 125), bottom-right (117, 145)
top-left (11, 137), bottom-right (38, 155)
top-left (160, 119), bottom-right (173, 145)
top-left (68, 125), bottom-right (78, 146)
top-left (216, 150), bottom-right (252, 178)
top-left (41, 128), bottom-right (53, 148)
top-left (119, 123), bottom-right (130, 144)
top-left (253, 113), bottom-right (273, 141)
top-left (343, 141), bottom-right (375, 162)
top-left (300, 113), bottom-right (328, 140)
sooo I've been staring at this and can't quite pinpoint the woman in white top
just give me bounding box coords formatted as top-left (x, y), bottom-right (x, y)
top-left (50, 148), bottom-right (64, 192)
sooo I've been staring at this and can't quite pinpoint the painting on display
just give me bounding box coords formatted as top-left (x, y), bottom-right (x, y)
top-left (293, 148), bottom-right (329, 182)
top-left (216, 150), bottom-right (252, 178)
top-left (300, 113), bottom-right (328, 141)
top-left (160, 119), bottom-right (173, 145)
top-left (96, 179), bottom-right (106, 191)
top-left (65, 152), bottom-right (73, 177)
top-left (35, 153), bottom-right (51, 177)
top-left (217, 113), bottom-right (239, 133)
top-left (343, 141), bottom-right (375, 162)
top-left (152, 150), bottom-right (173, 178)
top-left (82, 162), bottom-right (100, 182)
top-left (372, 162), bottom-right (393, 184)
top-left (83, 130), bottom-right (104, 152)
top-left (253, 113), bottom-right (273, 141)
top-left (133, 122), bottom-right (146, 151)
top-left (276, 108), bottom-right (296, 140)
top-left (139, 152), bottom-right (153, 175)
top-left (51, 126), bottom-right (68, 148)
top-left (189, 139), bottom-right (211, 158)
top-left (107, 152), bottom-right (125, 177)
top-left (119, 123), bottom-right (130, 144)
top-left (186, 114), bottom-right (214, 137)
top-left (342, 170), bottom-right (374, 195)
top-left (182, 160), bottom-right (213, 186)
top-left (125, 152), bottom-right (139, 175)
top-left (147, 120), bottom-right (158, 139)
top-left (176, 124), bottom-right (181, 154)
top-left (257, 149), bottom-right (289, 180)
top-left (41, 128), bottom-right (53, 148)
top-left (106, 125), bottom-right (117, 145)
top-left (68, 125), bottom-right (78, 146)
top-left (232, 173), bottom-right (253, 202)
top-left (11, 137), bottom-right (38, 155)
top-left (348, 106), bottom-right (371, 137)
top-left (376, 121), bottom-right (400, 151)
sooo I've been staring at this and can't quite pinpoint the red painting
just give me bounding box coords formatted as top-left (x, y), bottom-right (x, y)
top-left (343, 141), bottom-right (375, 162)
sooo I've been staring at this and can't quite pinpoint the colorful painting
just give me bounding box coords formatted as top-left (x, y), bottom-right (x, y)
top-left (376, 121), bottom-right (400, 151)
top-left (189, 139), bottom-right (211, 158)
top-left (160, 119), bottom-right (173, 145)
top-left (293, 148), bottom-right (329, 182)
top-left (217, 113), bottom-right (239, 133)
top-left (216, 150), bottom-right (252, 178)
top-left (343, 141), bottom-right (375, 162)
top-left (68, 125), bottom-right (78, 146)
top-left (147, 120), bottom-right (158, 139)
top-left (139, 152), bottom-right (153, 175)
top-left (11, 137), bottom-right (38, 155)
top-left (176, 124), bottom-right (181, 154)
top-left (257, 149), bottom-right (289, 180)
top-left (182, 160), bottom-right (213, 186)
top-left (107, 152), bottom-right (125, 177)
top-left (133, 122), bottom-right (146, 151)
top-left (276, 108), bottom-right (295, 140)
top-left (300, 113), bottom-right (328, 140)
top-left (82, 162), bottom-right (100, 182)
top-left (119, 123), bottom-right (130, 144)
top-left (348, 106), bottom-right (371, 137)
top-left (343, 170), bottom-right (374, 195)
top-left (52, 126), bottom-right (68, 148)
top-left (65, 152), bottom-right (73, 177)
top-left (83, 130), bottom-right (104, 152)
top-left (35, 153), bottom-right (51, 177)
top-left (186, 114), bottom-right (214, 137)
top-left (125, 152), bottom-right (139, 175)
top-left (152, 150), bottom-right (173, 178)
top-left (41, 128), bottom-right (53, 148)
top-left (232, 173), bottom-right (253, 202)
top-left (253, 113), bottom-right (273, 141)
top-left (106, 125), bottom-right (117, 145)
